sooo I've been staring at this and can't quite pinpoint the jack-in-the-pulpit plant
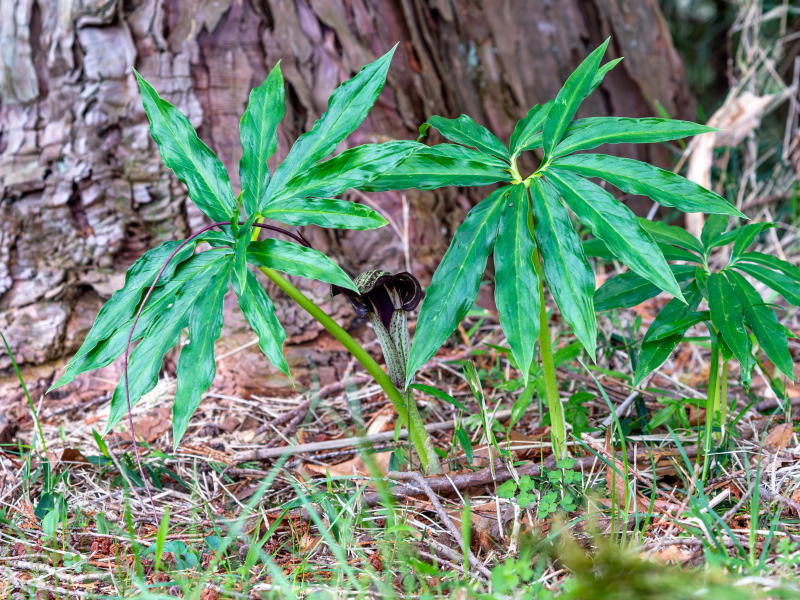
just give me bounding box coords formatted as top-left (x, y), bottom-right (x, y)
top-left (50, 46), bottom-right (517, 479)
top-left (367, 38), bottom-right (745, 459)
top-left (593, 215), bottom-right (798, 477)
top-left (330, 270), bottom-right (439, 470)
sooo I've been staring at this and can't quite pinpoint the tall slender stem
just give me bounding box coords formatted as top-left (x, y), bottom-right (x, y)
top-left (532, 249), bottom-right (566, 459)
top-left (702, 332), bottom-right (720, 482)
top-left (718, 360), bottom-right (729, 442)
top-left (258, 266), bottom-right (439, 473)
top-left (404, 388), bottom-right (441, 474)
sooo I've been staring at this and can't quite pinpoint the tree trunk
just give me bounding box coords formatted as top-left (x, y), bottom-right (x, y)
top-left (0, 0), bottom-right (693, 411)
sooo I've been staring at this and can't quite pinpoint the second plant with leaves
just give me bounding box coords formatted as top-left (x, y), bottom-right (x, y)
top-left (594, 215), bottom-right (798, 475)
top-left (371, 38), bottom-right (745, 458)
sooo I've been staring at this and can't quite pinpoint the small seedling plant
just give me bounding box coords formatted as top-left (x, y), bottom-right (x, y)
top-left (497, 458), bottom-right (581, 519)
top-left (370, 38), bottom-right (743, 459)
top-left (594, 215), bottom-right (798, 477)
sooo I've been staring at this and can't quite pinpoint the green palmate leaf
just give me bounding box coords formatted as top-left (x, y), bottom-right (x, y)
top-left (52, 240), bottom-right (197, 389)
top-left (695, 267), bottom-right (710, 299)
top-left (530, 179), bottom-right (596, 358)
top-left (727, 270), bottom-right (794, 379)
top-left (361, 143), bottom-right (511, 191)
top-left (54, 249), bottom-right (231, 389)
top-left (582, 238), bottom-right (616, 261)
top-left (234, 269), bottom-right (290, 377)
top-left (421, 114), bottom-right (509, 161)
top-left (510, 100), bottom-right (553, 157)
top-left (634, 281), bottom-right (702, 386)
top-left (494, 184), bottom-right (540, 383)
top-left (197, 229), bottom-right (234, 247)
top-left (546, 169), bottom-right (683, 301)
top-left (657, 243), bottom-right (702, 262)
top-left (719, 336), bottom-right (734, 362)
top-left (172, 266), bottom-right (229, 447)
top-left (246, 239), bottom-right (356, 291)
top-left (239, 62), bottom-right (285, 215)
top-left (512, 60), bottom-right (620, 156)
top-left (587, 57), bottom-right (622, 96)
top-left (553, 154), bottom-right (745, 217)
top-left (735, 263), bottom-right (800, 306)
top-left (261, 197), bottom-right (387, 230)
top-left (265, 48), bottom-right (395, 203)
top-left (638, 219), bottom-right (704, 255)
top-left (593, 264), bottom-right (696, 311)
top-left (701, 214), bottom-right (729, 250)
top-left (648, 311), bottom-right (709, 341)
top-left (405, 188), bottom-right (506, 385)
top-left (542, 38), bottom-right (609, 160)
top-left (272, 141), bottom-right (422, 204)
top-left (134, 71), bottom-right (236, 223)
top-left (737, 252), bottom-right (800, 283)
top-left (730, 223), bottom-right (773, 261)
top-left (582, 237), bottom-right (701, 264)
top-left (106, 257), bottom-right (232, 432)
top-left (706, 226), bottom-right (744, 252)
top-left (552, 117), bottom-right (714, 157)
top-left (707, 272), bottom-right (753, 383)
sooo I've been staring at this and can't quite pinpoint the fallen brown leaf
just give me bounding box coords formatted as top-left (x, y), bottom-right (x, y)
top-left (117, 406), bottom-right (172, 443)
top-left (446, 501), bottom-right (512, 551)
top-left (506, 428), bottom-right (551, 460)
top-left (763, 423), bottom-right (793, 452)
top-left (304, 449), bottom-right (393, 479)
top-left (61, 447), bottom-right (91, 469)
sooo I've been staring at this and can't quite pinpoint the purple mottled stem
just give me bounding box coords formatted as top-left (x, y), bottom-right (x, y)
top-left (253, 223), bottom-right (312, 248)
top-left (123, 221), bottom-right (230, 522)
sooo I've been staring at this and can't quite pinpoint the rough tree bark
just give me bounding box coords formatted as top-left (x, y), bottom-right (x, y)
top-left (0, 0), bottom-right (693, 416)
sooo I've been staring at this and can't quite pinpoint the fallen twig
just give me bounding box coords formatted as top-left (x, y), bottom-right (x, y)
top-left (388, 470), bottom-right (493, 579)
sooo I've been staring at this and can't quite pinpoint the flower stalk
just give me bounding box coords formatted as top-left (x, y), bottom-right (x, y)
top-left (532, 248), bottom-right (567, 460)
top-left (264, 267), bottom-right (441, 474)
top-left (332, 270), bottom-right (442, 474)
top-left (702, 329), bottom-right (721, 482)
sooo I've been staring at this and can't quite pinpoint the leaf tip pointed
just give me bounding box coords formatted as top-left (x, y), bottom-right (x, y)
top-left (47, 371), bottom-right (68, 393)
top-left (417, 122), bottom-right (431, 142)
top-left (172, 432), bottom-right (182, 453)
top-left (381, 44), bottom-right (399, 65)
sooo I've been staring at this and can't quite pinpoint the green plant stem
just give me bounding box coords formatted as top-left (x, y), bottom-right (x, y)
top-left (258, 266), bottom-right (441, 474)
top-left (718, 360), bottom-right (729, 442)
top-left (702, 333), bottom-right (720, 482)
top-left (532, 249), bottom-right (566, 459)
top-left (404, 388), bottom-right (440, 474)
